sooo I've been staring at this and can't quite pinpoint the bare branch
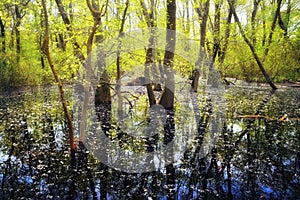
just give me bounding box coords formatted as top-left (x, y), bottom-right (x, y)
top-left (86, 0), bottom-right (108, 16)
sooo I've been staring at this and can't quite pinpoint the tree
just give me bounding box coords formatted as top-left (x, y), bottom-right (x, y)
top-left (191, 0), bottom-right (210, 92)
top-left (55, 0), bottom-right (85, 63)
top-left (0, 16), bottom-right (5, 53)
top-left (13, 0), bottom-right (30, 63)
top-left (250, 0), bottom-right (262, 47)
top-left (140, 0), bottom-right (158, 107)
top-left (264, 0), bottom-right (283, 57)
top-left (227, 0), bottom-right (277, 90)
top-left (159, 0), bottom-right (176, 109)
top-left (219, 0), bottom-right (233, 66)
top-left (41, 0), bottom-right (75, 164)
top-left (160, 0), bottom-right (176, 198)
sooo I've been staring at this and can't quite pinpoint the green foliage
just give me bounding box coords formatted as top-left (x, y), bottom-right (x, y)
top-left (0, 0), bottom-right (299, 89)
top-left (265, 39), bottom-right (300, 82)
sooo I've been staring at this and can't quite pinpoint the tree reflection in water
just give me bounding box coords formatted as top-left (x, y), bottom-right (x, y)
top-left (0, 87), bottom-right (299, 199)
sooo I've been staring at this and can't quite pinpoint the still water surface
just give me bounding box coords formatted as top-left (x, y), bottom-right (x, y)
top-left (0, 85), bottom-right (299, 199)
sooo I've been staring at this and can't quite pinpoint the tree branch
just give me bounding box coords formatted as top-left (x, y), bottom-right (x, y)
top-left (227, 0), bottom-right (277, 90)
top-left (41, 0), bottom-right (76, 154)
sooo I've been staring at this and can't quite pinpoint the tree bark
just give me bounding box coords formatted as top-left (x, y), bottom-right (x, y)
top-left (227, 0), bottom-right (277, 90)
top-left (0, 17), bottom-right (5, 53)
top-left (56, 33), bottom-right (66, 51)
top-left (86, 3), bottom-right (110, 197)
top-left (159, 0), bottom-right (176, 109)
top-left (145, 37), bottom-right (156, 107)
top-left (278, 11), bottom-right (287, 37)
top-left (115, 0), bottom-right (129, 124)
top-left (219, 1), bottom-right (233, 66)
top-left (159, 0), bottom-right (176, 198)
top-left (15, 5), bottom-right (21, 63)
top-left (251, 0), bottom-right (261, 47)
top-left (56, 0), bottom-right (108, 144)
top-left (262, 1), bottom-right (267, 46)
top-left (264, 0), bottom-right (282, 57)
top-left (41, 0), bottom-right (76, 164)
top-left (214, 1), bottom-right (221, 61)
top-left (278, 0), bottom-right (289, 37)
top-left (192, 0), bottom-right (210, 92)
top-left (55, 0), bottom-right (86, 62)
top-left (285, 0), bottom-right (292, 29)
top-left (140, 0), bottom-right (157, 107)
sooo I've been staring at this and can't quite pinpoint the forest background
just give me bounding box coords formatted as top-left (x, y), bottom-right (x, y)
top-left (0, 0), bottom-right (299, 91)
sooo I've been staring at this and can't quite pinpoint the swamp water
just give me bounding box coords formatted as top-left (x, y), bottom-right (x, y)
top-left (0, 85), bottom-right (299, 199)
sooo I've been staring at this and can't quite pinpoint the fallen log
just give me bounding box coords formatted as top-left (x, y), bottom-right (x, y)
top-left (235, 114), bottom-right (300, 122)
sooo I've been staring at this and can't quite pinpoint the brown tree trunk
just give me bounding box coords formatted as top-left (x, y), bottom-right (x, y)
top-left (0, 17), bottom-right (5, 53)
top-left (56, 33), bottom-right (66, 51)
top-left (285, 0), bottom-right (292, 29)
top-left (278, 0), bottom-right (290, 37)
top-left (145, 41), bottom-right (156, 107)
top-left (264, 0), bottom-right (282, 57)
top-left (214, 1), bottom-right (221, 60)
top-left (192, 0), bottom-right (210, 92)
top-left (278, 11), bottom-right (287, 37)
top-left (69, 0), bottom-right (74, 24)
top-left (87, 3), bottom-right (110, 197)
top-left (159, 0), bottom-right (176, 199)
top-left (159, 0), bottom-right (176, 109)
top-left (41, 0), bottom-right (76, 164)
top-left (219, 1), bottom-right (233, 66)
top-left (15, 5), bottom-right (21, 63)
top-left (115, 0), bottom-right (129, 125)
top-left (12, 1), bottom-right (31, 57)
top-left (10, 27), bottom-right (14, 50)
top-left (55, 0), bottom-right (85, 62)
top-left (80, 0), bottom-right (109, 147)
top-left (227, 0), bottom-right (277, 90)
top-left (262, 1), bottom-right (267, 46)
top-left (251, 0), bottom-right (261, 47)
top-left (184, 1), bottom-right (190, 35)
top-left (140, 0), bottom-right (157, 107)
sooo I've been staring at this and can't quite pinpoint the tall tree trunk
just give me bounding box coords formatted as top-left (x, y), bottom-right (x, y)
top-left (140, 3), bottom-right (160, 194)
top-left (219, 1), bottom-right (233, 66)
top-left (262, 1), bottom-right (266, 46)
top-left (251, 0), bottom-right (261, 47)
top-left (159, 0), bottom-right (176, 198)
top-left (15, 5), bottom-right (21, 63)
top-left (214, 0), bottom-right (221, 60)
top-left (56, 0), bottom-right (108, 145)
top-left (0, 17), bottom-right (5, 53)
top-left (91, 8), bottom-right (110, 199)
top-left (69, 0), bottom-right (74, 24)
top-left (185, 1), bottom-right (190, 35)
top-left (147, 0), bottom-right (161, 93)
top-left (140, 0), bottom-right (157, 106)
top-left (56, 33), bottom-right (66, 51)
top-left (264, 0), bottom-right (282, 57)
top-left (55, 0), bottom-right (85, 62)
top-left (41, 0), bottom-right (76, 166)
top-left (10, 26), bottom-right (14, 50)
top-left (278, 0), bottom-right (289, 37)
top-left (159, 0), bottom-right (176, 109)
top-left (285, 0), bottom-right (292, 29)
top-left (116, 0), bottom-right (129, 130)
top-left (94, 45), bottom-right (110, 200)
top-left (80, 0), bottom-right (105, 145)
top-left (39, 9), bottom-right (46, 82)
top-left (227, 0), bottom-right (277, 90)
top-left (192, 0), bottom-right (210, 92)
top-left (144, 33), bottom-right (156, 107)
